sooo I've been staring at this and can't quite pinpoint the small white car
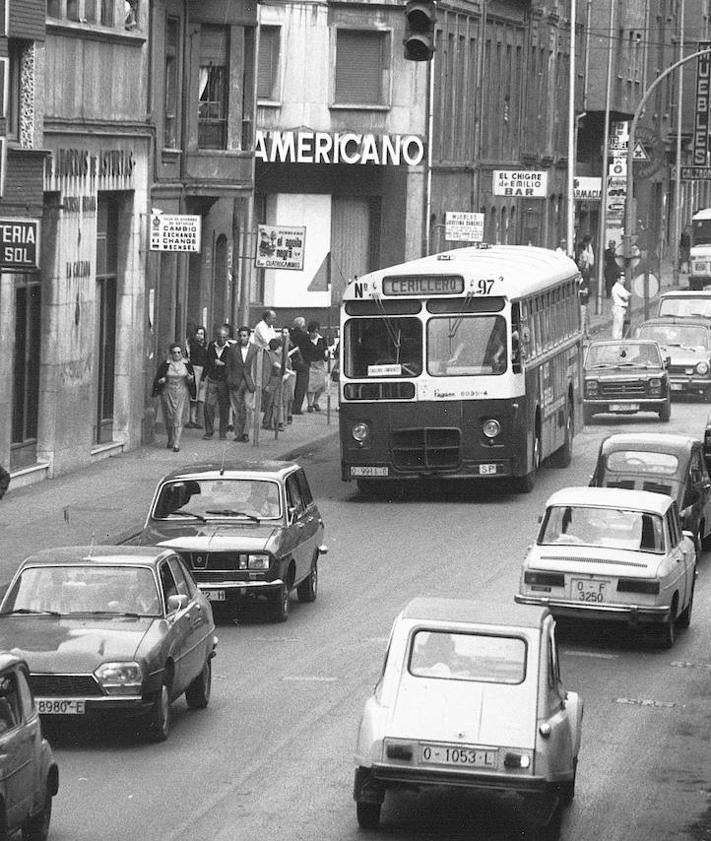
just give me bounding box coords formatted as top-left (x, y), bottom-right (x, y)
top-left (353, 598), bottom-right (582, 833)
top-left (515, 487), bottom-right (697, 648)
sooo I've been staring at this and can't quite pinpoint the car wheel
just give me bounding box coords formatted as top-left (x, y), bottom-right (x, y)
top-left (583, 405), bottom-right (594, 425)
top-left (356, 801), bottom-right (381, 830)
top-left (550, 401), bottom-right (573, 468)
top-left (296, 558), bottom-right (318, 603)
top-left (269, 583), bottom-right (290, 623)
top-left (657, 603), bottom-right (676, 649)
top-left (185, 658), bottom-right (212, 709)
top-left (146, 680), bottom-right (171, 742)
top-left (513, 431), bottom-right (541, 494)
top-left (677, 574), bottom-right (695, 629)
top-left (22, 788), bottom-right (52, 841)
top-left (659, 399), bottom-right (671, 422)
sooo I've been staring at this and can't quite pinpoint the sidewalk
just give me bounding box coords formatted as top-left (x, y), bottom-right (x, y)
top-left (0, 401), bottom-right (339, 583)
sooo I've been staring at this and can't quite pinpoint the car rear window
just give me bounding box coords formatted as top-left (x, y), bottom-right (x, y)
top-left (639, 322), bottom-right (710, 348)
top-left (539, 505), bottom-right (665, 554)
top-left (606, 451), bottom-right (679, 475)
top-left (408, 630), bottom-right (526, 684)
top-left (658, 297), bottom-right (711, 319)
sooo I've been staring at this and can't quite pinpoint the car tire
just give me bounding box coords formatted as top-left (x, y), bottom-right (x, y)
top-left (657, 604), bottom-right (676, 649)
top-left (269, 583), bottom-right (290, 623)
top-left (22, 788), bottom-right (52, 841)
top-left (550, 401), bottom-right (573, 468)
top-left (659, 399), bottom-right (671, 422)
top-left (513, 431), bottom-right (541, 494)
top-left (296, 558), bottom-right (318, 603)
top-left (583, 405), bottom-right (594, 425)
top-left (185, 658), bottom-right (212, 709)
top-left (356, 801), bottom-right (381, 830)
top-left (146, 680), bottom-right (171, 742)
top-left (677, 574), bottom-right (695, 629)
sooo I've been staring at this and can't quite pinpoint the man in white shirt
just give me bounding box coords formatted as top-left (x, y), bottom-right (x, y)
top-left (611, 276), bottom-right (631, 339)
top-left (251, 309), bottom-right (277, 351)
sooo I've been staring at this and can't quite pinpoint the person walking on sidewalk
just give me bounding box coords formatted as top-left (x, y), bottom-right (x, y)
top-left (604, 240), bottom-right (619, 298)
top-left (185, 325), bottom-right (208, 428)
top-left (152, 343), bottom-right (196, 452)
top-left (302, 320), bottom-right (329, 412)
top-left (226, 326), bottom-right (257, 442)
top-left (202, 326), bottom-right (231, 440)
top-left (611, 275), bottom-right (631, 339)
top-left (577, 235), bottom-right (595, 300)
top-left (289, 316), bottom-right (309, 415)
top-left (0, 464), bottom-right (10, 500)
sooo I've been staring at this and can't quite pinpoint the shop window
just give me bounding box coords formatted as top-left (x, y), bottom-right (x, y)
top-left (45, 0), bottom-right (141, 32)
top-left (198, 25), bottom-right (228, 150)
top-left (95, 196), bottom-right (119, 445)
top-left (11, 279), bottom-right (41, 470)
top-left (164, 17), bottom-right (180, 148)
top-left (258, 25), bottom-right (280, 102)
top-left (334, 29), bottom-right (390, 107)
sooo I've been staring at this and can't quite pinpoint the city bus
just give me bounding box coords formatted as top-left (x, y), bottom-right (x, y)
top-left (338, 245), bottom-right (583, 494)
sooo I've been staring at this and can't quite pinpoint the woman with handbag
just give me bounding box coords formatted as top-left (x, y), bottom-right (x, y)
top-left (152, 343), bottom-right (196, 452)
top-left (302, 321), bottom-right (329, 412)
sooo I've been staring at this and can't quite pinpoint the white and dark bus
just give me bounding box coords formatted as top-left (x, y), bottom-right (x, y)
top-left (338, 245), bottom-right (583, 494)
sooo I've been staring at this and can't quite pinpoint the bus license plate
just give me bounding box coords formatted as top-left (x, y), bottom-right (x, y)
top-left (572, 579), bottom-right (608, 603)
top-left (609, 403), bottom-right (638, 412)
top-left (351, 466), bottom-right (389, 477)
top-left (37, 699), bottom-right (86, 715)
top-left (671, 383), bottom-right (683, 391)
top-left (205, 590), bottom-right (226, 601)
top-left (478, 464), bottom-right (498, 475)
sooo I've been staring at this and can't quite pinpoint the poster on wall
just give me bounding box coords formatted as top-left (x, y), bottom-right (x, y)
top-left (149, 212), bottom-right (201, 252)
top-left (256, 224), bottom-right (306, 271)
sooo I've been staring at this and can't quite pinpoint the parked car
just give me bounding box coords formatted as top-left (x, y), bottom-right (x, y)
top-left (0, 651), bottom-right (58, 841)
top-left (0, 546), bottom-right (217, 742)
top-left (637, 317), bottom-right (711, 399)
top-left (590, 432), bottom-right (711, 551)
top-left (657, 289), bottom-right (711, 320)
top-left (139, 460), bottom-right (328, 622)
top-left (583, 339), bottom-right (671, 424)
top-left (353, 598), bottom-right (583, 835)
top-left (515, 487), bottom-right (697, 648)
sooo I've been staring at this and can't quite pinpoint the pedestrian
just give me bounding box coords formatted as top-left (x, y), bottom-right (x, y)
top-left (152, 342), bottom-right (196, 452)
top-left (604, 240), bottom-right (619, 298)
top-left (202, 326), bottom-right (231, 440)
top-left (289, 316), bottom-right (309, 415)
top-left (302, 320), bottom-right (329, 412)
top-left (185, 325), bottom-right (208, 428)
top-left (225, 326), bottom-right (257, 443)
top-left (578, 272), bottom-right (590, 339)
top-left (251, 309), bottom-right (277, 351)
top-left (262, 337), bottom-right (285, 430)
top-left (0, 464), bottom-right (10, 500)
top-left (611, 275), bottom-right (631, 340)
top-left (576, 235), bottom-right (595, 299)
top-left (679, 228), bottom-right (691, 274)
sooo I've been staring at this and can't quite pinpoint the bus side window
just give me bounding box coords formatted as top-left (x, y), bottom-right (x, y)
top-left (511, 302), bottom-right (523, 373)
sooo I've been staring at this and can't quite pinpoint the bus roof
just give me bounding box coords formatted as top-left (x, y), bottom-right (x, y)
top-left (342, 245), bottom-right (579, 302)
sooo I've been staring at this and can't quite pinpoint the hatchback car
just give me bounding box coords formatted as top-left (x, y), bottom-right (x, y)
top-left (515, 487), bottom-right (696, 648)
top-left (354, 598), bottom-right (583, 834)
top-left (583, 340), bottom-right (670, 423)
top-left (637, 317), bottom-right (711, 399)
top-left (0, 652), bottom-right (58, 841)
top-left (0, 546), bottom-right (217, 742)
top-left (590, 433), bottom-right (711, 551)
top-left (139, 460), bottom-right (327, 622)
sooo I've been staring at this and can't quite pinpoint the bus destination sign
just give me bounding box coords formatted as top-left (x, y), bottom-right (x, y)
top-left (382, 275), bottom-right (464, 296)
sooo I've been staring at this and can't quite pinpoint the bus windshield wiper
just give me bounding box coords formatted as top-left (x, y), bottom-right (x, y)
top-left (448, 291), bottom-right (476, 340)
top-left (372, 292), bottom-right (403, 365)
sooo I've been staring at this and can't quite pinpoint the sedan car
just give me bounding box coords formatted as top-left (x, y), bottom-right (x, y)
top-left (139, 460), bottom-right (328, 622)
top-left (590, 432), bottom-right (711, 551)
top-left (0, 546), bottom-right (217, 742)
top-left (637, 317), bottom-right (711, 399)
top-left (583, 339), bottom-right (670, 423)
top-left (354, 598), bottom-right (582, 835)
top-left (515, 487), bottom-right (696, 648)
top-left (0, 652), bottom-right (58, 841)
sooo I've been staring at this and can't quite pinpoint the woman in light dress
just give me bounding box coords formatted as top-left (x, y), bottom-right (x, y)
top-left (152, 343), bottom-right (196, 452)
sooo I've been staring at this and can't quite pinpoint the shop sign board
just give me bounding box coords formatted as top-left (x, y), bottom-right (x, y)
top-left (0, 217), bottom-right (40, 270)
top-left (445, 211), bottom-right (484, 241)
top-left (573, 177), bottom-right (601, 201)
top-left (256, 224), bottom-right (306, 271)
top-left (149, 213), bottom-right (201, 252)
top-left (609, 157), bottom-right (627, 177)
top-left (681, 166), bottom-right (711, 180)
top-left (492, 170), bottom-right (547, 197)
top-left (693, 42), bottom-right (711, 166)
top-left (255, 130), bottom-right (425, 167)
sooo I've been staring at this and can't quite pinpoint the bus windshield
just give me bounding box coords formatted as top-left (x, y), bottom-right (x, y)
top-left (344, 317), bottom-right (423, 378)
top-left (427, 315), bottom-right (507, 376)
top-left (692, 218), bottom-right (711, 247)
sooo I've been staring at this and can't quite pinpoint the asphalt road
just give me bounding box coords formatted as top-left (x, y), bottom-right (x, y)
top-left (43, 401), bottom-right (711, 841)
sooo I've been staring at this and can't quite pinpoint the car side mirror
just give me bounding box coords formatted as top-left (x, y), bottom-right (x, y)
top-left (682, 530), bottom-right (696, 544)
top-left (167, 594), bottom-right (188, 613)
top-left (665, 356), bottom-right (671, 368)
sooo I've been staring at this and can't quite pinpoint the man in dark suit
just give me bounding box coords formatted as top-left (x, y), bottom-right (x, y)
top-left (289, 316), bottom-right (309, 415)
top-left (226, 326), bottom-right (257, 442)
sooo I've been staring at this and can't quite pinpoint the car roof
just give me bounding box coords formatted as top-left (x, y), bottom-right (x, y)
top-left (586, 339), bottom-right (660, 348)
top-left (640, 316), bottom-right (711, 329)
top-left (157, 460), bottom-right (299, 482)
top-left (18, 546), bottom-right (176, 568)
top-left (545, 486), bottom-right (672, 514)
top-left (400, 597), bottom-right (549, 630)
top-left (660, 290), bottom-right (711, 298)
top-left (600, 433), bottom-right (698, 456)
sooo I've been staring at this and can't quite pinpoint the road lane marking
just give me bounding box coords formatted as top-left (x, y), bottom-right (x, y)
top-left (671, 660), bottom-right (711, 669)
top-left (282, 676), bottom-right (339, 682)
top-left (614, 697), bottom-right (682, 708)
top-left (562, 649), bottom-right (619, 659)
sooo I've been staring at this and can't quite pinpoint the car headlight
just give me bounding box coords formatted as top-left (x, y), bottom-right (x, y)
top-left (585, 379), bottom-right (598, 395)
top-left (482, 419), bottom-right (501, 438)
top-left (247, 553), bottom-right (270, 570)
top-left (697, 361), bottom-right (709, 375)
top-left (94, 661), bottom-right (143, 695)
top-left (352, 422), bottom-right (370, 442)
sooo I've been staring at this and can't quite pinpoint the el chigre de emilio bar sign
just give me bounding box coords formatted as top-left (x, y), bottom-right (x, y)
top-left (255, 130), bottom-right (425, 166)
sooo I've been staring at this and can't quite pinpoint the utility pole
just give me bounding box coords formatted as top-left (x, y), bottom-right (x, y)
top-left (566, 0), bottom-right (577, 256)
top-left (672, 0), bottom-right (685, 287)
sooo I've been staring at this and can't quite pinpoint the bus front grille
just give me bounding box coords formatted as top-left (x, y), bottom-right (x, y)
top-left (343, 382), bottom-right (415, 401)
top-left (391, 427), bottom-right (460, 470)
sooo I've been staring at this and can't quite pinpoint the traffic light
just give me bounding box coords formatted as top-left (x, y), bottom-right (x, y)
top-left (404, 0), bottom-right (436, 62)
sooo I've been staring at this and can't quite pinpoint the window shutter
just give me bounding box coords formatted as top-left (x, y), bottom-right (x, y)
top-left (335, 30), bottom-right (384, 104)
top-left (258, 27), bottom-right (279, 99)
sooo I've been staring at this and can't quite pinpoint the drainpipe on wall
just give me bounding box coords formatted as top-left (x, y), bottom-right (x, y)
top-left (425, 54), bottom-right (434, 255)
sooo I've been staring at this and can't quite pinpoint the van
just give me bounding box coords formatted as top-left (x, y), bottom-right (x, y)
top-left (689, 208), bottom-right (711, 289)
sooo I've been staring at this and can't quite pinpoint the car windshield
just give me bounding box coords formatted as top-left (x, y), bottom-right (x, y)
top-left (659, 297), bottom-right (711, 319)
top-left (1, 565), bottom-right (162, 617)
top-left (539, 505), bottom-right (665, 554)
top-left (639, 323), bottom-right (709, 349)
top-left (606, 451), bottom-right (679, 475)
top-left (427, 315), bottom-right (508, 376)
top-left (585, 342), bottom-right (661, 369)
top-left (344, 317), bottom-right (423, 378)
top-left (409, 630), bottom-right (526, 684)
top-left (153, 478), bottom-right (282, 520)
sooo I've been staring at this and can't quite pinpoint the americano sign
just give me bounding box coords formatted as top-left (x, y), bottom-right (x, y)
top-left (255, 130), bottom-right (425, 166)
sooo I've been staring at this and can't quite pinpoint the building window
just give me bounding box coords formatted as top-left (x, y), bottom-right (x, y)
top-left (257, 25), bottom-right (280, 102)
top-left (11, 278), bottom-right (41, 470)
top-left (164, 17), bottom-right (179, 148)
top-left (45, 0), bottom-right (141, 31)
top-left (6, 41), bottom-right (23, 139)
top-left (198, 25), bottom-right (228, 149)
top-left (334, 29), bottom-right (389, 106)
top-left (95, 195), bottom-right (119, 445)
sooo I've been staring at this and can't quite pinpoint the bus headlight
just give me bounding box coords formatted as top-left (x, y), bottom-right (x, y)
top-left (648, 378), bottom-right (662, 393)
top-left (482, 419), bottom-right (501, 439)
top-left (585, 379), bottom-right (599, 396)
top-left (697, 361), bottom-right (709, 376)
top-left (352, 422), bottom-right (371, 442)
